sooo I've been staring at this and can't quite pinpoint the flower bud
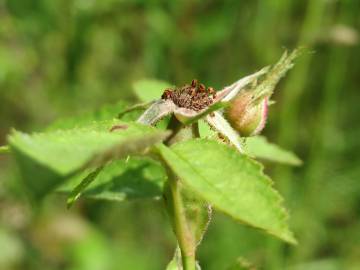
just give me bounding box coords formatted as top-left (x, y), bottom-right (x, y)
top-left (224, 92), bottom-right (268, 137)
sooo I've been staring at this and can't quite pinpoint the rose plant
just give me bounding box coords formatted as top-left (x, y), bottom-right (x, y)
top-left (3, 49), bottom-right (302, 270)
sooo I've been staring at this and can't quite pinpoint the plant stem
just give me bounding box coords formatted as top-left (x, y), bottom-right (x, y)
top-left (168, 176), bottom-right (196, 270)
top-left (165, 116), bottom-right (197, 270)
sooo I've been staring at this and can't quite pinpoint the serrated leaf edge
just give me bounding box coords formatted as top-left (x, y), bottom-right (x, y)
top-left (157, 139), bottom-right (296, 244)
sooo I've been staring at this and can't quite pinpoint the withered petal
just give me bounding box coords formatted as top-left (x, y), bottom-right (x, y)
top-left (137, 99), bottom-right (176, 125)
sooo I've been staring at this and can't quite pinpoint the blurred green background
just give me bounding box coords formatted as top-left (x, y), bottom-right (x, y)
top-left (0, 0), bottom-right (359, 269)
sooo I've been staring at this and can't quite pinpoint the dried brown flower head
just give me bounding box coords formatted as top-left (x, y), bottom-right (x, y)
top-left (161, 80), bottom-right (216, 111)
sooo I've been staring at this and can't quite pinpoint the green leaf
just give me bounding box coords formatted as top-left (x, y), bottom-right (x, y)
top-left (156, 139), bottom-right (296, 244)
top-left (61, 157), bottom-right (166, 206)
top-left (8, 120), bottom-right (170, 200)
top-left (198, 124), bottom-right (301, 166)
top-left (245, 136), bottom-right (302, 166)
top-left (133, 79), bottom-right (172, 102)
top-left (66, 166), bottom-right (104, 208)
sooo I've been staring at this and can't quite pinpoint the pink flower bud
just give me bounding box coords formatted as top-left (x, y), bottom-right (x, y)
top-left (225, 92), bottom-right (268, 137)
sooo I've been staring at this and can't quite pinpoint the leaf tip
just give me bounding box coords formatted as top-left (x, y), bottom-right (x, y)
top-left (283, 231), bottom-right (298, 245)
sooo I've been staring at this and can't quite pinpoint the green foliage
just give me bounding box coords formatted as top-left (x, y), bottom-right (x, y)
top-left (63, 157), bottom-right (166, 207)
top-left (5, 71), bottom-right (303, 268)
top-left (5, 67), bottom-right (302, 268)
top-left (66, 167), bottom-right (105, 208)
top-left (2, 1), bottom-right (359, 269)
top-left (245, 136), bottom-right (302, 166)
top-left (199, 121), bottom-right (301, 166)
top-left (8, 120), bottom-right (169, 199)
top-left (156, 140), bottom-right (296, 244)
